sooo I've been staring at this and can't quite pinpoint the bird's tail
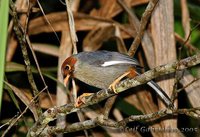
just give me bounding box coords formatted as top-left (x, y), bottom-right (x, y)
top-left (147, 80), bottom-right (174, 108)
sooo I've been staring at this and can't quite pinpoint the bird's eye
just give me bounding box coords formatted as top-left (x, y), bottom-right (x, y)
top-left (64, 65), bottom-right (71, 71)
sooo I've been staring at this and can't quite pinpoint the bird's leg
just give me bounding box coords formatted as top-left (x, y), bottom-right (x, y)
top-left (75, 93), bottom-right (94, 107)
top-left (109, 71), bottom-right (130, 93)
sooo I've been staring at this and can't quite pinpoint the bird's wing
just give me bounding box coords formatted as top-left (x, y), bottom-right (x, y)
top-left (101, 52), bottom-right (140, 67)
top-left (99, 51), bottom-right (140, 67)
top-left (79, 51), bottom-right (140, 67)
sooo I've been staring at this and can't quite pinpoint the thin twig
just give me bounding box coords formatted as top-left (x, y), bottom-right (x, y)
top-left (181, 0), bottom-right (190, 41)
top-left (177, 77), bottom-right (200, 93)
top-left (117, 0), bottom-right (156, 67)
top-left (127, 0), bottom-right (159, 57)
top-left (10, 0), bottom-right (42, 117)
top-left (23, 0), bottom-right (36, 36)
top-left (182, 23), bottom-right (200, 49)
top-left (26, 36), bottom-right (54, 107)
top-left (65, 0), bottom-right (78, 54)
top-left (171, 61), bottom-right (185, 103)
top-left (72, 79), bottom-right (89, 137)
top-left (2, 86), bottom-right (47, 137)
top-left (175, 33), bottom-right (198, 53)
top-left (36, 0), bottom-right (60, 44)
top-left (104, 96), bottom-right (117, 119)
top-left (117, 0), bottom-right (139, 32)
top-left (0, 112), bottom-right (19, 129)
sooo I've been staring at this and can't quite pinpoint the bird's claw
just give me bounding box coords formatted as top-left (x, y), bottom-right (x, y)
top-left (109, 82), bottom-right (118, 94)
top-left (74, 93), bottom-right (94, 107)
top-left (109, 71), bottom-right (130, 94)
top-left (109, 71), bottom-right (131, 94)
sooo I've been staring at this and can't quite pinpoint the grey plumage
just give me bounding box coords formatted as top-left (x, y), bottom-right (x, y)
top-left (71, 51), bottom-right (173, 108)
top-left (74, 50), bottom-right (140, 67)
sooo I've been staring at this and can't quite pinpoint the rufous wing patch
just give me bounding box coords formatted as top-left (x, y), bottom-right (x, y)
top-left (127, 67), bottom-right (137, 78)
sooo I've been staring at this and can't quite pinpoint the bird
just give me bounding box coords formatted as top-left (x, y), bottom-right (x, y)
top-left (61, 50), bottom-right (173, 108)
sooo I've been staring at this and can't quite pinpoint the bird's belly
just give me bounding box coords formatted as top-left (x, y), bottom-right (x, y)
top-left (74, 65), bottom-right (130, 89)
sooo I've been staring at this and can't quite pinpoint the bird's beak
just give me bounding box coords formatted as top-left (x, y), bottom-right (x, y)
top-left (63, 74), bottom-right (70, 86)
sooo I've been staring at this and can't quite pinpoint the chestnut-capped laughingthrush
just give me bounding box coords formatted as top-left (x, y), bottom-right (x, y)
top-left (61, 50), bottom-right (173, 107)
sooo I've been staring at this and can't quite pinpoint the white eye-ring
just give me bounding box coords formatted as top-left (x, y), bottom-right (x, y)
top-left (64, 64), bottom-right (71, 70)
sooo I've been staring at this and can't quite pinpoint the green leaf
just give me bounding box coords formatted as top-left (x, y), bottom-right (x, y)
top-left (0, 0), bottom-right (9, 112)
top-left (174, 21), bottom-right (184, 37)
top-left (115, 97), bottom-right (142, 116)
top-left (190, 29), bottom-right (200, 45)
top-left (5, 62), bottom-right (65, 89)
top-left (174, 0), bottom-right (200, 21)
top-left (188, 3), bottom-right (200, 21)
top-left (4, 81), bottom-right (21, 110)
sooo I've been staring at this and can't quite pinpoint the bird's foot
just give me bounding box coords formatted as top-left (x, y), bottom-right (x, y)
top-left (108, 81), bottom-right (119, 94)
top-left (109, 71), bottom-right (130, 94)
top-left (75, 93), bottom-right (94, 107)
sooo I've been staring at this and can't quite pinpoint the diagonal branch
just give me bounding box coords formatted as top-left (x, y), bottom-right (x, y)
top-left (27, 53), bottom-right (200, 137)
top-left (127, 0), bottom-right (159, 57)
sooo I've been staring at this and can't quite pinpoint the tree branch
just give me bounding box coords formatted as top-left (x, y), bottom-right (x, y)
top-left (27, 53), bottom-right (200, 137)
top-left (32, 107), bottom-right (200, 136)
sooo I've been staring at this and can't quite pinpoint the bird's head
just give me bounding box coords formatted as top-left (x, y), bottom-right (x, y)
top-left (61, 56), bottom-right (77, 86)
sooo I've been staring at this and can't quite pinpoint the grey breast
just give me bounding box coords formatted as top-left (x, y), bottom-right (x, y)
top-left (74, 62), bottom-right (130, 89)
